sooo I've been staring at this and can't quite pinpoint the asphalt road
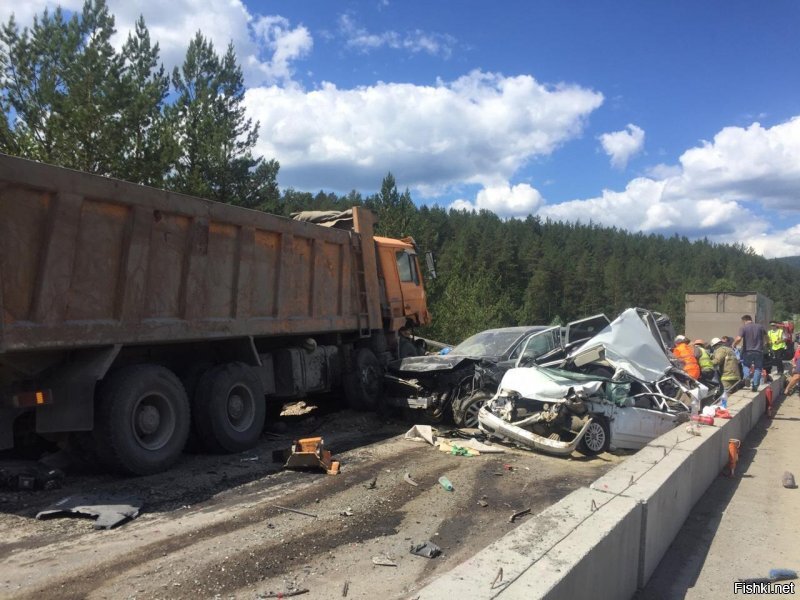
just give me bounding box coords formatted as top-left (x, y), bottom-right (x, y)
top-left (0, 401), bottom-right (622, 600)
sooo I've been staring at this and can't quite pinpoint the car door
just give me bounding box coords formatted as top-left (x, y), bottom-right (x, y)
top-left (610, 399), bottom-right (679, 449)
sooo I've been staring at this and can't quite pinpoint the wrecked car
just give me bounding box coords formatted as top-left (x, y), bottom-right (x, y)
top-left (385, 316), bottom-right (610, 426)
top-left (478, 308), bottom-right (708, 456)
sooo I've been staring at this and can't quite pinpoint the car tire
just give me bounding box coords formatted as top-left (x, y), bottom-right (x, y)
top-left (456, 391), bottom-right (492, 429)
top-left (577, 416), bottom-right (610, 456)
top-left (193, 362), bottom-right (266, 453)
top-left (94, 364), bottom-right (190, 475)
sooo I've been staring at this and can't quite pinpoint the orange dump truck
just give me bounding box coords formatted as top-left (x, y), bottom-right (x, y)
top-left (0, 154), bottom-right (431, 474)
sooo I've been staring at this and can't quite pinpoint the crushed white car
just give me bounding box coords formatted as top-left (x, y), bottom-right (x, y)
top-left (478, 308), bottom-right (709, 456)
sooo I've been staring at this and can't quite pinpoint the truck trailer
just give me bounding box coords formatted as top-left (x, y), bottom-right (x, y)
top-left (685, 292), bottom-right (772, 342)
top-left (0, 154), bottom-right (431, 475)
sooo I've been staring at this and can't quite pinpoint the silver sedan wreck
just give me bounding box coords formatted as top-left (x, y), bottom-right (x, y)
top-left (477, 308), bottom-right (709, 456)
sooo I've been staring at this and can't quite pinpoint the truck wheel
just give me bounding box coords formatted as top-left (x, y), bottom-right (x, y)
top-left (577, 416), bottom-right (610, 456)
top-left (344, 348), bottom-right (383, 410)
top-left (193, 363), bottom-right (266, 453)
top-left (94, 365), bottom-right (190, 476)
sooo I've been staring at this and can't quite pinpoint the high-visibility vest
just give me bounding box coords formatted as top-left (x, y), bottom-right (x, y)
top-left (768, 328), bottom-right (786, 351)
top-left (673, 343), bottom-right (700, 378)
top-left (696, 346), bottom-right (714, 372)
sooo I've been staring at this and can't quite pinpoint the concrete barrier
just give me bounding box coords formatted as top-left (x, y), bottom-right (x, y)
top-left (417, 379), bottom-right (782, 600)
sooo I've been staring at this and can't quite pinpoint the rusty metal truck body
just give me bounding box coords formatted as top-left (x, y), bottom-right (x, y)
top-left (0, 154), bottom-right (430, 474)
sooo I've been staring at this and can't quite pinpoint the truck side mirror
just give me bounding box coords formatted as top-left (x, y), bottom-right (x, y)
top-left (425, 251), bottom-right (437, 279)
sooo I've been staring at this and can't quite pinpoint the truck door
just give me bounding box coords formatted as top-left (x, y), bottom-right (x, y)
top-left (395, 249), bottom-right (429, 326)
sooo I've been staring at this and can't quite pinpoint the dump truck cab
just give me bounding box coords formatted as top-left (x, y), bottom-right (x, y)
top-left (374, 236), bottom-right (431, 331)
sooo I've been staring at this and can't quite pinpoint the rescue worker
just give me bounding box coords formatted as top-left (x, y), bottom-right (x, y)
top-left (767, 321), bottom-right (787, 375)
top-left (672, 335), bottom-right (700, 379)
top-left (692, 339), bottom-right (717, 385)
top-left (711, 337), bottom-right (742, 391)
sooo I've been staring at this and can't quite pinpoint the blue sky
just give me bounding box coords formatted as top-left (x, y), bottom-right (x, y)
top-left (4, 0), bottom-right (800, 256)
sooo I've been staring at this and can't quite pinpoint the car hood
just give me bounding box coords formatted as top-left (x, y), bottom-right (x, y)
top-left (498, 366), bottom-right (605, 401)
top-left (570, 307), bottom-right (673, 382)
top-left (388, 354), bottom-right (478, 374)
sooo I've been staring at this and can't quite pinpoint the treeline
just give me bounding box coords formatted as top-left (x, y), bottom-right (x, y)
top-left (3, 1), bottom-right (797, 345)
top-left (0, 0), bottom-right (278, 207)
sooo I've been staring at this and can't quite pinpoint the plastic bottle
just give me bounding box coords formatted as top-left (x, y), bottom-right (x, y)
top-left (438, 476), bottom-right (454, 491)
top-left (719, 390), bottom-right (728, 409)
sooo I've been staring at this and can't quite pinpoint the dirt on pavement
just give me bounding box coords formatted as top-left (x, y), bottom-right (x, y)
top-left (0, 401), bottom-right (623, 600)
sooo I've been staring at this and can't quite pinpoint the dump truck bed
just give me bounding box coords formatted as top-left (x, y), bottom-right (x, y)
top-left (0, 154), bottom-right (375, 354)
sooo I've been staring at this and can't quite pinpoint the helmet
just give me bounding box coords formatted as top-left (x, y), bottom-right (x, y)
top-left (674, 335), bottom-right (688, 344)
top-left (710, 337), bottom-right (722, 347)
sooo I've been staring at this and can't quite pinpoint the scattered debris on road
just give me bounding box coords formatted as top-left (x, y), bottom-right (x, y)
top-left (276, 437), bottom-right (340, 474)
top-left (342, 580), bottom-right (350, 597)
top-left (36, 494), bottom-right (143, 529)
top-left (410, 541), bottom-right (442, 558)
top-left (340, 507), bottom-right (354, 516)
top-left (372, 555), bottom-right (398, 567)
top-left (491, 567), bottom-right (504, 589)
top-left (271, 505), bottom-right (317, 518)
top-left (782, 471), bottom-right (797, 488)
top-left (259, 588), bottom-right (310, 598)
top-left (508, 508), bottom-right (531, 523)
top-left (404, 472), bottom-right (419, 486)
top-left (0, 461), bottom-right (64, 491)
top-left (439, 440), bottom-right (479, 456)
top-left (438, 476), bottom-right (454, 491)
top-left (365, 476), bottom-right (378, 490)
top-left (404, 424), bottom-right (437, 446)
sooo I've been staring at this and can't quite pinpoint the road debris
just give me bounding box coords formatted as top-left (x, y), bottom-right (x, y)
top-left (438, 476), bottom-right (454, 491)
top-left (404, 473), bottom-right (419, 487)
top-left (439, 440), bottom-right (479, 456)
top-left (491, 567), bottom-right (504, 589)
top-left (782, 471), bottom-right (797, 489)
top-left (738, 568), bottom-right (797, 584)
top-left (342, 580), bottom-right (350, 597)
top-left (272, 505), bottom-right (318, 518)
top-left (404, 424), bottom-right (437, 446)
top-left (372, 555), bottom-right (398, 567)
top-left (259, 589), bottom-right (310, 598)
top-left (0, 461), bottom-right (64, 491)
top-left (365, 477), bottom-right (378, 490)
top-left (509, 508), bottom-right (531, 523)
top-left (36, 494), bottom-right (143, 529)
top-left (478, 500), bottom-right (489, 507)
top-left (410, 541), bottom-right (442, 558)
top-left (276, 437), bottom-right (340, 475)
top-left (340, 507), bottom-right (354, 516)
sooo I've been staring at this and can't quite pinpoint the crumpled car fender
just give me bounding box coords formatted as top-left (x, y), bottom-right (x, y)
top-left (477, 406), bottom-right (592, 457)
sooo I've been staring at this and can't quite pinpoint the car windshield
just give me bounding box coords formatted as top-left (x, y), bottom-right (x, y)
top-left (451, 329), bottom-right (523, 358)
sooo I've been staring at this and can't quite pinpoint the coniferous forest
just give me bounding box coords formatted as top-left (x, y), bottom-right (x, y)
top-left (2, 1), bottom-right (798, 345)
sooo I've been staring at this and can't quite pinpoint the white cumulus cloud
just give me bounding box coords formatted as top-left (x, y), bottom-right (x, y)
top-left (245, 70), bottom-right (603, 192)
top-left (451, 183), bottom-right (544, 218)
top-left (598, 123), bottom-right (645, 169)
top-left (538, 117), bottom-right (800, 257)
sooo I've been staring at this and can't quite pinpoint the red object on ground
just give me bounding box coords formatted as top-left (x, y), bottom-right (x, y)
top-left (715, 407), bottom-right (732, 419)
top-left (726, 438), bottom-right (741, 477)
top-left (691, 415), bottom-right (715, 426)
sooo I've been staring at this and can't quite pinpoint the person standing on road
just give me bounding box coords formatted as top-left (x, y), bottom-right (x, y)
top-left (673, 335), bottom-right (700, 379)
top-left (734, 315), bottom-right (768, 391)
top-left (711, 337), bottom-right (742, 391)
top-left (767, 321), bottom-right (787, 376)
top-left (784, 344), bottom-right (800, 396)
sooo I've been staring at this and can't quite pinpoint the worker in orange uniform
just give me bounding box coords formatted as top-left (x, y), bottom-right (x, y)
top-left (673, 335), bottom-right (701, 379)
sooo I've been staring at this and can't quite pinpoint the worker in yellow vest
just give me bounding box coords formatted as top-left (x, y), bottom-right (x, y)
top-left (767, 321), bottom-right (787, 375)
top-left (692, 339), bottom-right (717, 385)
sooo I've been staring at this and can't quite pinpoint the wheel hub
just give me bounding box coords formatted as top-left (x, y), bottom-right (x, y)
top-left (137, 405), bottom-right (161, 435)
top-left (228, 394), bottom-right (245, 420)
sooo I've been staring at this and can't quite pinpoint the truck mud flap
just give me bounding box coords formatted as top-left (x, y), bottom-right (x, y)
top-left (477, 407), bottom-right (591, 457)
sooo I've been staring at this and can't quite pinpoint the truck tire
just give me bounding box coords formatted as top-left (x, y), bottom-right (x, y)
top-left (344, 348), bottom-right (383, 411)
top-left (193, 362), bottom-right (266, 453)
top-left (94, 365), bottom-right (190, 476)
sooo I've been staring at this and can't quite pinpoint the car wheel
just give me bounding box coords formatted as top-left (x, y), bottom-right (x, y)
top-left (578, 416), bottom-right (610, 456)
top-left (459, 392), bottom-right (491, 429)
